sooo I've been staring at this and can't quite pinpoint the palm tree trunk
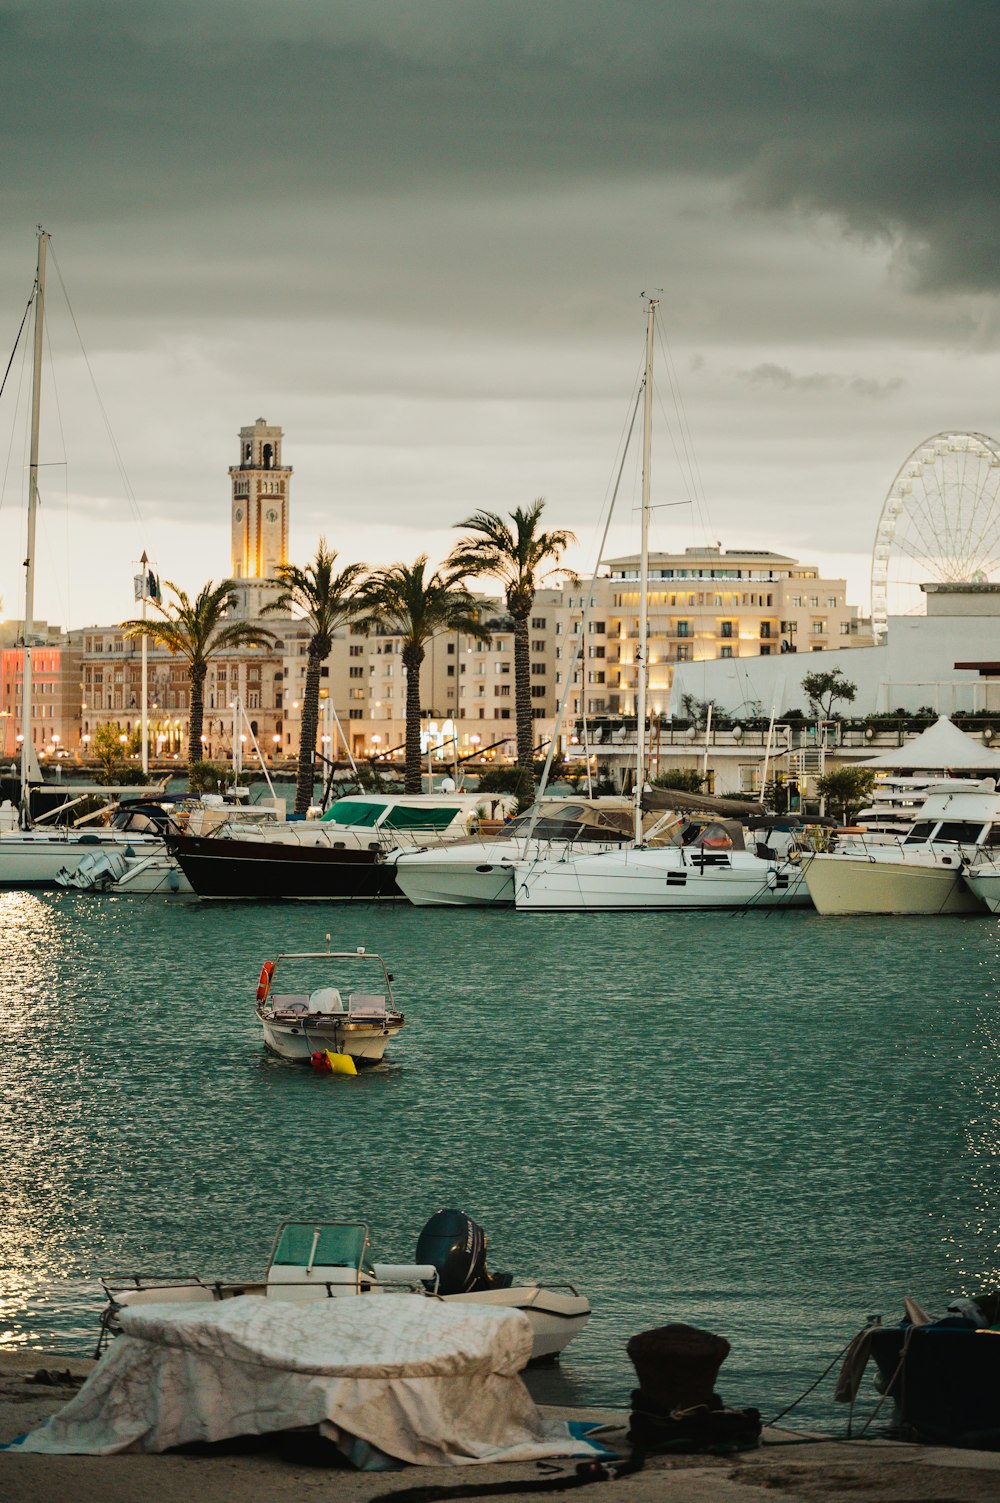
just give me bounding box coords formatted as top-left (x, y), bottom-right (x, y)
top-left (511, 601), bottom-right (534, 795)
top-left (296, 646), bottom-right (322, 815)
top-left (188, 662), bottom-right (207, 765)
top-left (403, 643), bottom-right (424, 794)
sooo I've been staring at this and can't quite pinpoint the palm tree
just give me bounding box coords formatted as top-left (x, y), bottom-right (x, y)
top-left (263, 541), bottom-right (367, 815)
top-left (356, 557), bottom-right (491, 793)
top-left (448, 500), bottom-right (576, 792)
top-left (122, 580), bottom-right (275, 768)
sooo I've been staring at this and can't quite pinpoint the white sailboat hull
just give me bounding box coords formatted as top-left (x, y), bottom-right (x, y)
top-left (396, 855), bottom-right (517, 906)
top-left (802, 852), bottom-right (984, 915)
top-left (514, 848), bottom-right (809, 911)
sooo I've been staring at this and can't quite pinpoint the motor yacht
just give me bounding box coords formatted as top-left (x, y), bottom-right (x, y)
top-left (801, 778), bottom-right (999, 915)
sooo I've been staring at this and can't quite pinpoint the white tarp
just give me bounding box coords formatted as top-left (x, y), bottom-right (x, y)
top-left (860, 715), bottom-right (1000, 770)
top-left (7, 1294), bottom-right (604, 1466)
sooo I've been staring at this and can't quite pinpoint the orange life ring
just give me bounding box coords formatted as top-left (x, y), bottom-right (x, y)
top-left (256, 961), bottom-right (274, 1001)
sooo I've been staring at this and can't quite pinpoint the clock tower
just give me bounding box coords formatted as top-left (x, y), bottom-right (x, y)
top-left (229, 418), bottom-right (291, 617)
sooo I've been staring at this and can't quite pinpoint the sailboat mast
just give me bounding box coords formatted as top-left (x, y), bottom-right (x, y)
top-left (21, 227), bottom-right (49, 807)
top-left (139, 551), bottom-right (149, 776)
top-left (634, 297), bottom-right (656, 844)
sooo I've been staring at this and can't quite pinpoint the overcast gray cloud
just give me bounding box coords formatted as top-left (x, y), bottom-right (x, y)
top-left (1, 1), bottom-right (998, 629)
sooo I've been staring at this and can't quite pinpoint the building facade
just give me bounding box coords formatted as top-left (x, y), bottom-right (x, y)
top-left (41, 424), bottom-right (871, 770)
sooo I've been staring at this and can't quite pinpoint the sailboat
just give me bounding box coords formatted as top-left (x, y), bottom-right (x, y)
top-left (513, 300), bottom-right (808, 912)
top-left (0, 230), bottom-right (173, 888)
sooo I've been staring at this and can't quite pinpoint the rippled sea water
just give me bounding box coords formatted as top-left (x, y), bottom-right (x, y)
top-left (1, 892), bottom-right (997, 1431)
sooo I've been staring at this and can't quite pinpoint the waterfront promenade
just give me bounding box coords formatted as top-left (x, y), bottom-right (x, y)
top-left (3, 1350), bottom-right (998, 1503)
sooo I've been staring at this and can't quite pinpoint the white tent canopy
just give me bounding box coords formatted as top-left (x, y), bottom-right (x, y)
top-left (860, 715), bottom-right (1000, 771)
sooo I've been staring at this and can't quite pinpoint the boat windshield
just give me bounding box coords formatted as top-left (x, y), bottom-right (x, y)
top-left (269, 1222), bottom-right (369, 1271)
top-left (496, 805), bottom-right (631, 843)
top-left (904, 819), bottom-right (984, 844)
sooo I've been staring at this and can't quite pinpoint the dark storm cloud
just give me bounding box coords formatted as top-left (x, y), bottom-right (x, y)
top-left (2, 0), bottom-right (997, 294)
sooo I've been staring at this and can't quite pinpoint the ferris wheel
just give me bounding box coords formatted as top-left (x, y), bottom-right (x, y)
top-left (870, 431), bottom-right (1000, 641)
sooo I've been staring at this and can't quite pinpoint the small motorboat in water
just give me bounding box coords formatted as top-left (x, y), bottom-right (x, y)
top-left (256, 940), bottom-right (405, 1068)
top-left (99, 1209), bottom-right (591, 1364)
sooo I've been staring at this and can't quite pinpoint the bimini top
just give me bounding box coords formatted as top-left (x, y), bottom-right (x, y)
top-left (320, 795), bottom-right (485, 832)
top-left (860, 715), bottom-right (1000, 771)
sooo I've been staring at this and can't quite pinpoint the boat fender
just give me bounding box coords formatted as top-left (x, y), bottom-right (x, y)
top-left (256, 961), bottom-right (275, 1001)
top-left (311, 1051), bottom-right (331, 1072)
top-left (326, 1050), bottom-right (357, 1076)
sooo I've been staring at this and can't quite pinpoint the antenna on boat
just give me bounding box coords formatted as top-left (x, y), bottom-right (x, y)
top-left (325, 932), bottom-right (331, 953)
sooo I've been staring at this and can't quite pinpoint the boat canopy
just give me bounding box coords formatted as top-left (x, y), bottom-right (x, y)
top-left (321, 799), bottom-right (463, 831)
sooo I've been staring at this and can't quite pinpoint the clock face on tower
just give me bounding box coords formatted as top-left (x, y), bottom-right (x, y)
top-left (234, 507), bottom-right (244, 523)
top-left (266, 508), bottom-right (278, 524)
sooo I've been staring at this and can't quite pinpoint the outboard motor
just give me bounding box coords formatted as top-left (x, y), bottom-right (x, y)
top-left (415, 1209), bottom-right (513, 1295)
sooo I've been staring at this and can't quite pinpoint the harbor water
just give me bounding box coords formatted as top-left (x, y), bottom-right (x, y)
top-left (1, 891), bottom-right (997, 1431)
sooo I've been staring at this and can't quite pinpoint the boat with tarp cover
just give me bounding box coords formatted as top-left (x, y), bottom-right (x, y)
top-left (166, 792), bottom-right (503, 899)
top-left (99, 1210), bottom-right (590, 1364)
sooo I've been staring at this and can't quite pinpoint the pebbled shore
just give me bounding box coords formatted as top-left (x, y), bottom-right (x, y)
top-left (1, 1350), bottom-right (998, 1503)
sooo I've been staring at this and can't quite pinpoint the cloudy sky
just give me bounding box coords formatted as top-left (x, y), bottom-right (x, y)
top-left (1, 0), bottom-right (998, 630)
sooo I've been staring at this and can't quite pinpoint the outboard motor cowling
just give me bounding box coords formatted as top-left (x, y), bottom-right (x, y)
top-left (415, 1209), bottom-right (512, 1294)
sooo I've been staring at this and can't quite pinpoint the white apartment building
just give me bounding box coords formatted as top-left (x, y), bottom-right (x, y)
top-left (68, 423), bottom-right (870, 767)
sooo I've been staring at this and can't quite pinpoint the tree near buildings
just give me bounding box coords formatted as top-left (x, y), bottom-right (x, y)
top-left (816, 766), bottom-right (877, 822)
top-left (356, 557), bottom-right (491, 794)
top-left (448, 501), bottom-right (576, 796)
top-left (264, 541), bottom-right (368, 815)
top-left (122, 580), bottom-right (275, 768)
top-left (800, 668), bottom-right (857, 719)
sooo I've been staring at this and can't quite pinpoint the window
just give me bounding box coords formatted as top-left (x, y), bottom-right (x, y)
top-left (349, 709), bottom-right (363, 720)
top-left (760, 622), bottom-right (771, 638)
top-left (531, 617), bottom-right (546, 629)
top-left (498, 709), bottom-right (511, 720)
top-left (676, 621), bottom-right (690, 637)
top-left (447, 642), bottom-right (455, 654)
top-left (760, 645), bottom-right (771, 656)
top-left (827, 597), bottom-right (839, 608)
top-left (720, 621), bottom-right (733, 639)
top-left (720, 646), bottom-right (733, 659)
top-left (531, 684), bottom-right (546, 698)
top-left (840, 622), bottom-right (852, 635)
top-left (593, 621), bottom-right (606, 634)
top-left (531, 662), bottom-right (546, 675)
top-left (350, 688), bottom-right (364, 701)
top-left (532, 640), bottom-right (546, 652)
top-left (790, 595), bottom-right (802, 608)
top-left (676, 644), bottom-right (692, 662)
top-left (446, 665), bottom-right (455, 676)
top-left (810, 596), bottom-right (820, 608)
top-left (349, 666), bottom-right (363, 678)
top-left (811, 620), bottom-right (826, 635)
top-left (497, 683), bottom-right (511, 696)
